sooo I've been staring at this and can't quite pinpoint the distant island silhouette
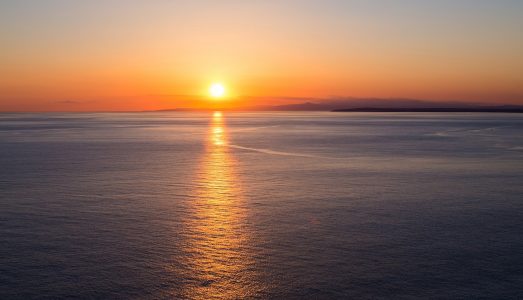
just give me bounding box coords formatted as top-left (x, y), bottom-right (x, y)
top-left (332, 107), bottom-right (523, 113)
top-left (155, 97), bottom-right (523, 113)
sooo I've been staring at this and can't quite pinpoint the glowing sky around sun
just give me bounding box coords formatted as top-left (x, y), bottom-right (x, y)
top-left (1, 0), bottom-right (522, 111)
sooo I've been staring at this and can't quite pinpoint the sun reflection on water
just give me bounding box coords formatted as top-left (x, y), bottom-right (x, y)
top-left (183, 112), bottom-right (258, 299)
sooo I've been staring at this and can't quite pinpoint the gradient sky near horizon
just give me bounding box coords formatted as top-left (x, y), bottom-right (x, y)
top-left (1, 0), bottom-right (522, 111)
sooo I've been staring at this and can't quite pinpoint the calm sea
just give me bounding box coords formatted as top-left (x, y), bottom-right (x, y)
top-left (1, 112), bottom-right (523, 299)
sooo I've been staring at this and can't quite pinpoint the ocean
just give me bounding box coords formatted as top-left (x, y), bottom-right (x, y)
top-left (1, 112), bottom-right (523, 299)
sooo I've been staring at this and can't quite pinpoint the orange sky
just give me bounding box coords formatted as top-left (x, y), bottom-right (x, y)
top-left (1, 1), bottom-right (522, 111)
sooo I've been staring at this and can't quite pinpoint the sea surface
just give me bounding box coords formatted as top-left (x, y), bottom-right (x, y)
top-left (1, 112), bottom-right (523, 299)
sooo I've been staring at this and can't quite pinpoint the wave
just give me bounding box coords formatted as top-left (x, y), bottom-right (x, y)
top-left (230, 125), bottom-right (279, 132)
top-left (429, 126), bottom-right (506, 137)
top-left (227, 144), bottom-right (320, 158)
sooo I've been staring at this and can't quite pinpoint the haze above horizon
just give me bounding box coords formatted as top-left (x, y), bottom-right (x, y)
top-left (1, 0), bottom-right (522, 111)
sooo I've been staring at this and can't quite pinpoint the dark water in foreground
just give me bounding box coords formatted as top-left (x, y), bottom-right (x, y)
top-left (1, 112), bottom-right (523, 299)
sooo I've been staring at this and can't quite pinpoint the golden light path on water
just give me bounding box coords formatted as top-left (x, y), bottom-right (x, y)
top-left (183, 111), bottom-right (259, 299)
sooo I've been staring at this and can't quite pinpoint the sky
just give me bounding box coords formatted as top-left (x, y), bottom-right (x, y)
top-left (1, 0), bottom-right (522, 111)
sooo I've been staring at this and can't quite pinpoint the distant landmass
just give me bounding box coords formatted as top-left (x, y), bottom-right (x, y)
top-left (155, 97), bottom-right (523, 112)
top-left (332, 106), bottom-right (523, 113)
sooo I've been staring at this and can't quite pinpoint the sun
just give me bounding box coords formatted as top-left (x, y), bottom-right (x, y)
top-left (209, 83), bottom-right (226, 98)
